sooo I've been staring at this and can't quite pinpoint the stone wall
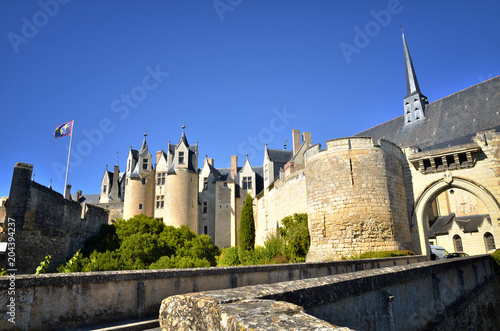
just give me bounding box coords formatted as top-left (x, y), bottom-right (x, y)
top-left (0, 163), bottom-right (109, 274)
top-left (160, 255), bottom-right (499, 331)
top-left (0, 255), bottom-right (425, 330)
top-left (255, 169), bottom-right (307, 246)
top-left (305, 138), bottom-right (413, 262)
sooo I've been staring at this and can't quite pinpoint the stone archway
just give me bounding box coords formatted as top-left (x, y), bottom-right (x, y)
top-left (413, 176), bottom-right (500, 256)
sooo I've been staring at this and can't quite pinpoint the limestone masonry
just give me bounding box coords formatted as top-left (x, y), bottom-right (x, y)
top-left (1, 33), bottom-right (500, 268)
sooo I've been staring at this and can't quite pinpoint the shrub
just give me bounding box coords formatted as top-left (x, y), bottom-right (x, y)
top-left (342, 250), bottom-right (414, 260)
top-left (218, 247), bottom-right (240, 266)
top-left (279, 213), bottom-right (310, 261)
top-left (491, 249), bottom-right (500, 274)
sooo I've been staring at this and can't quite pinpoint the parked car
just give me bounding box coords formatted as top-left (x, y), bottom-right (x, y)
top-left (430, 245), bottom-right (449, 260)
top-left (446, 252), bottom-right (469, 258)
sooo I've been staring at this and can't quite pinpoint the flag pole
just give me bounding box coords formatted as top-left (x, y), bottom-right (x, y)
top-left (64, 118), bottom-right (74, 199)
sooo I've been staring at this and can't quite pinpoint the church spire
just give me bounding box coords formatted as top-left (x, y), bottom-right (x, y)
top-left (402, 32), bottom-right (428, 125)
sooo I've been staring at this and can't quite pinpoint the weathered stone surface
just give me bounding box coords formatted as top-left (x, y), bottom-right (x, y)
top-left (159, 255), bottom-right (498, 331)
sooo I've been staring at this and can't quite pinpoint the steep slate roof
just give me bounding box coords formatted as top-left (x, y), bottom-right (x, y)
top-left (355, 75), bottom-right (500, 151)
top-left (428, 213), bottom-right (490, 238)
top-left (267, 148), bottom-right (293, 182)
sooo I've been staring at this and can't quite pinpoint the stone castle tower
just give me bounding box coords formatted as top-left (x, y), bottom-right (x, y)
top-left (123, 134), bottom-right (155, 219)
top-left (162, 127), bottom-right (199, 230)
top-left (304, 138), bottom-right (413, 261)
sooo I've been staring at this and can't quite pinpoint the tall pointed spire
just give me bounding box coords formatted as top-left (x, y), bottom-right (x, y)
top-left (402, 32), bottom-right (428, 126)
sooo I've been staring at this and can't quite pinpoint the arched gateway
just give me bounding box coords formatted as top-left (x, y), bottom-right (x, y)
top-left (413, 176), bottom-right (500, 256)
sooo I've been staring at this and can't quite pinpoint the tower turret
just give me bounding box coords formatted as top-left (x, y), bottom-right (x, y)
top-left (164, 126), bottom-right (199, 232)
top-left (402, 32), bottom-right (428, 125)
top-left (123, 134), bottom-right (155, 219)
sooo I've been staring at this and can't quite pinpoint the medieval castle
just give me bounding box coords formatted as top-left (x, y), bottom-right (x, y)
top-left (2, 33), bottom-right (500, 272)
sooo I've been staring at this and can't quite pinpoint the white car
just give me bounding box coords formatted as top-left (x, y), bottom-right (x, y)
top-left (430, 245), bottom-right (449, 260)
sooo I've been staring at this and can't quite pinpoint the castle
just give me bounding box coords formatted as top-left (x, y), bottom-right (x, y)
top-left (95, 33), bottom-right (500, 261)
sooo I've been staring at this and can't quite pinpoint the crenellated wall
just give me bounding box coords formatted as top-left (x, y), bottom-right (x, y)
top-left (305, 138), bottom-right (413, 262)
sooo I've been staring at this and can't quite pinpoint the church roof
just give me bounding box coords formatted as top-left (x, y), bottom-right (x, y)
top-left (355, 75), bottom-right (500, 151)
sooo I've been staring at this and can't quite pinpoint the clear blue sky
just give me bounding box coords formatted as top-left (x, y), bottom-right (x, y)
top-left (1, 1), bottom-right (499, 197)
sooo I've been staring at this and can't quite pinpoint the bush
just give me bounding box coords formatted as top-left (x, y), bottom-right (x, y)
top-left (238, 194), bottom-right (255, 262)
top-left (59, 215), bottom-right (219, 272)
top-left (491, 249), bottom-right (500, 274)
top-left (279, 213), bottom-right (310, 261)
top-left (342, 250), bottom-right (414, 260)
top-left (218, 247), bottom-right (240, 266)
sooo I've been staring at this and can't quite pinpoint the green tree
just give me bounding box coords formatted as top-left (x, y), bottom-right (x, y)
top-left (238, 194), bottom-right (255, 262)
top-left (279, 213), bottom-right (310, 262)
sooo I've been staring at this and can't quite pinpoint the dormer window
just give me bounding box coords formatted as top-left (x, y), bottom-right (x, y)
top-left (103, 185), bottom-right (107, 193)
top-left (243, 176), bottom-right (252, 189)
top-left (143, 159), bottom-right (148, 170)
top-left (203, 177), bottom-right (208, 190)
top-left (179, 151), bottom-right (185, 164)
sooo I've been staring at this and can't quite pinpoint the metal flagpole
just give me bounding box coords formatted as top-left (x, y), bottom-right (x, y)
top-left (64, 118), bottom-right (74, 198)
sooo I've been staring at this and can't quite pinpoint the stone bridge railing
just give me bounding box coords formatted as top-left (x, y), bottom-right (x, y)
top-left (0, 255), bottom-right (425, 330)
top-left (160, 255), bottom-right (499, 330)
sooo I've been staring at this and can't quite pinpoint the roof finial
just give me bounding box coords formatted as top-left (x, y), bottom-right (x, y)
top-left (182, 123), bottom-right (186, 131)
top-left (399, 24), bottom-right (403, 32)
top-left (143, 131), bottom-right (147, 137)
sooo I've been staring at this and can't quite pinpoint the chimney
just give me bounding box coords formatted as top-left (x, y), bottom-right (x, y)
top-left (156, 151), bottom-right (162, 164)
top-left (110, 165), bottom-right (120, 199)
top-left (231, 155), bottom-right (238, 180)
top-left (75, 190), bottom-right (82, 202)
top-left (207, 158), bottom-right (214, 167)
top-left (302, 132), bottom-right (312, 148)
top-left (292, 129), bottom-right (301, 155)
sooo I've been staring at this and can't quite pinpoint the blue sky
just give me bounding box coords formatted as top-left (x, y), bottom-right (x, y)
top-left (1, 0), bottom-right (499, 197)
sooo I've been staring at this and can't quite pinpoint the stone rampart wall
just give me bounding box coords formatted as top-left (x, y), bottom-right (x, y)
top-left (305, 138), bottom-right (412, 262)
top-left (0, 163), bottom-right (109, 274)
top-left (0, 256), bottom-right (425, 330)
top-left (255, 169), bottom-right (307, 246)
top-left (160, 255), bottom-right (499, 330)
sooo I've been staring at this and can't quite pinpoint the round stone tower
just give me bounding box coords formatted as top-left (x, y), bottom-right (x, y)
top-left (123, 135), bottom-right (155, 219)
top-left (164, 128), bottom-right (199, 232)
top-left (305, 137), bottom-right (413, 262)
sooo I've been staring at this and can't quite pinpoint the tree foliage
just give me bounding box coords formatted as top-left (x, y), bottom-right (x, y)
top-left (58, 215), bottom-right (219, 272)
top-left (278, 213), bottom-right (310, 261)
top-left (238, 194), bottom-right (255, 262)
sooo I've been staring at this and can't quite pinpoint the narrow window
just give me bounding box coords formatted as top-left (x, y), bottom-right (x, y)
top-left (142, 178), bottom-right (146, 185)
top-left (204, 226), bottom-right (208, 235)
top-left (139, 204), bottom-right (143, 210)
top-left (203, 201), bottom-right (207, 213)
top-left (103, 185), bottom-right (107, 193)
top-left (203, 177), bottom-right (208, 190)
top-left (485, 232), bottom-right (496, 251)
top-left (454, 235), bottom-right (463, 252)
top-left (179, 151), bottom-right (185, 164)
top-left (143, 159), bottom-right (148, 170)
top-left (223, 182), bottom-right (227, 187)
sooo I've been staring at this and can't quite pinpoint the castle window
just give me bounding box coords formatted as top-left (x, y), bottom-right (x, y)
top-left (453, 235), bottom-right (463, 252)
top-left (156, 195), bottom-right (164, 208)
top-left (203, 201), bottom-right (207, 213)
top-left (157, 172), bottom-right (165, 185)
top-left (139, 204), bottom-right (143, 210)
top-left (179, 151), bottom-right (185, 164)
top-left (203, 177), bottom-right (208, 190)
top-left (142, 178), bottom-right (146, 185)
top-left (143, 159), bottom-right (148, 170)
top-left (485, 232), bottom-right (496, 251)
top-left (204, 226), bottom-right (208, 235)
top-left (243, 177), bottom-right (252, 189)
top-left (103, 185), bottom-right (107, 193)
top-left (223, 182), bottom-right (227, 187)
top-left (127, 160), bottom-right (130, 172)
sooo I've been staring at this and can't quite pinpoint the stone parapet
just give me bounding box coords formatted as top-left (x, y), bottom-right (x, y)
top-left (160, 255), bottom-right (498, 330)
